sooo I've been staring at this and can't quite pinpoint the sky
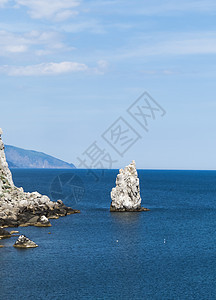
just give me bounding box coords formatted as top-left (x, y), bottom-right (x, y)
top-left (1, 0), bottom-right (216, 170)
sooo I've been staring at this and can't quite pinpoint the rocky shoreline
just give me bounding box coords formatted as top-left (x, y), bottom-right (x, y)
top-left (0, 128), bottom-right (80, 230)
top-left (0, 227), bottom-right (39, 248)
top-left (0, 128), bottom-right (149, 249)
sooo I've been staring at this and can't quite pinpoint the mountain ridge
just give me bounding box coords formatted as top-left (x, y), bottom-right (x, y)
top-left (5, 145), bottom-right (75, 169)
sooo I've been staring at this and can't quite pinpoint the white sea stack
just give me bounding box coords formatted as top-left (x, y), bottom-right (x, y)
top-left (110, 160), bottom-right (149, 212)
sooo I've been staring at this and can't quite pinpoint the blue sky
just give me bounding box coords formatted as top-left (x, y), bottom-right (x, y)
top-left (1, 0), bottom-right (216, 170)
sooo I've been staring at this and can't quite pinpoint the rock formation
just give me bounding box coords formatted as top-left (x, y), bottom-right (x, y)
top-left (0, 128), bottom-right (80, 228)
top-left (13, 235), bottom-right (38, 248)
top-left (0, 128), bottom-right (14, 188)
top-left (0, 227), bottom-right (11, 239)
top-left (110, 160), bottom-right (149, 212)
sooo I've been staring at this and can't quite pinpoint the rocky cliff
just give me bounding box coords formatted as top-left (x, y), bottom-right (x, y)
top-left (0, 128), bottom-right (14, 190)
top-left (110, 160), bottom-right (149, 212)
top-left (0, 128), bottom-right (79, 228)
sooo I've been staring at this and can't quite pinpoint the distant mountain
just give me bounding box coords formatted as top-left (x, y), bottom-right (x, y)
top-left (5, 145), bottom-right (76, 169)
top-left (7, 160), bottom-right (18, 168)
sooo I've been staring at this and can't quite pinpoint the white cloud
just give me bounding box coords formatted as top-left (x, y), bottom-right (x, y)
top-left (0, 31), bottom-right (29, 55)
top-left (5, 45), bottom-right (27, 53)
top-left (93, 60), bottom-right (109, 74)
top-left (0, 30), bottom-right (69, 57)
top-left (0, 61), bottom-right (88, 76)
top-left (15, 0), bottom-right (80, 21)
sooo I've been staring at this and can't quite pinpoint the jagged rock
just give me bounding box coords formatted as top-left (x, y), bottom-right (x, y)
top-left (40, 215), bottom-right (49, 223)
top-left (0, 128), bottom-right (80, 228)
top-left (110, 160), bottom-right (150, 212)
top-left (13, 235), bottom-right (38, 248)
top-left (0, 227), bottom-right (11, 239)
top-left (0, 129), bottom-right (14, 190)
top-left (34, 215), bottom-right (51, 227)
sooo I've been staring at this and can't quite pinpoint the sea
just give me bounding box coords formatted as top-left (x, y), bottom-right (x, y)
top-left (1, 169), bottom-right (216, 300)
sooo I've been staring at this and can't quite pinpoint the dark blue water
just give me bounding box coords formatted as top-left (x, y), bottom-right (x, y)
top-left (1, 169), bottom-right (216, 299)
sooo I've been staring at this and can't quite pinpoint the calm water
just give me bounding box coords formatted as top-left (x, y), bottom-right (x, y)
top-left (1, 169), bottom-right (216, 299)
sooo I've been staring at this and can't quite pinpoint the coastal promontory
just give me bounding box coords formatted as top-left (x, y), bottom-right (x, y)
top-left (0, 128), bottom-right (80, 228)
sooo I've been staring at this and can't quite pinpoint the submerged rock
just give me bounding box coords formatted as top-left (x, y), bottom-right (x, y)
top-left (13, 235), bottom-right (38, 248)
top-left (10, 230), bottom-right (19, 234)
top-left (110, 160), bottom-right (149, 212)
top-left (0, 128), bottom-right (80, 228)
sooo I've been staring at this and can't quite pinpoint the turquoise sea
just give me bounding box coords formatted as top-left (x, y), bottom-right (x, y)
top-left (1, 169), bottom-right (216, 299)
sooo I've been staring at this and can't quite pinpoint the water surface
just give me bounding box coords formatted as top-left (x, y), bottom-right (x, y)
top-left (1, 169), bottom-right (216, 299)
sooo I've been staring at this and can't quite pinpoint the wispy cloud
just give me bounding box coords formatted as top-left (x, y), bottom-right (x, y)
top-left (109, 32), bottom-right (216, 60)
top-left (61, 20), bottom-right (106, 34)
top-left (15, 0), bottom-right (81, 21)
top-left (0, 61), bottom-right (88, 76)
top-left (0, 60), bottom-right (109, 76)
top-left (93, 60), bottom-right (109, 74)
top-left (61, 19), bottom-right (135, 34)
top-left (0, 30), bottom-right (71, 57)
top-left (159, 36), bottom-right (216, 55)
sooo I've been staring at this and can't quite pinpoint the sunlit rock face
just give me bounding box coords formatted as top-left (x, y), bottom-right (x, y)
top-left (0, 128), bottom-right (80, 228)
top-left (110, 160), bottom-right (149, 212)
top-left (13, 235), bottom-right (38, 248)
top-left (0, 128), bottom-right (14, 192)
